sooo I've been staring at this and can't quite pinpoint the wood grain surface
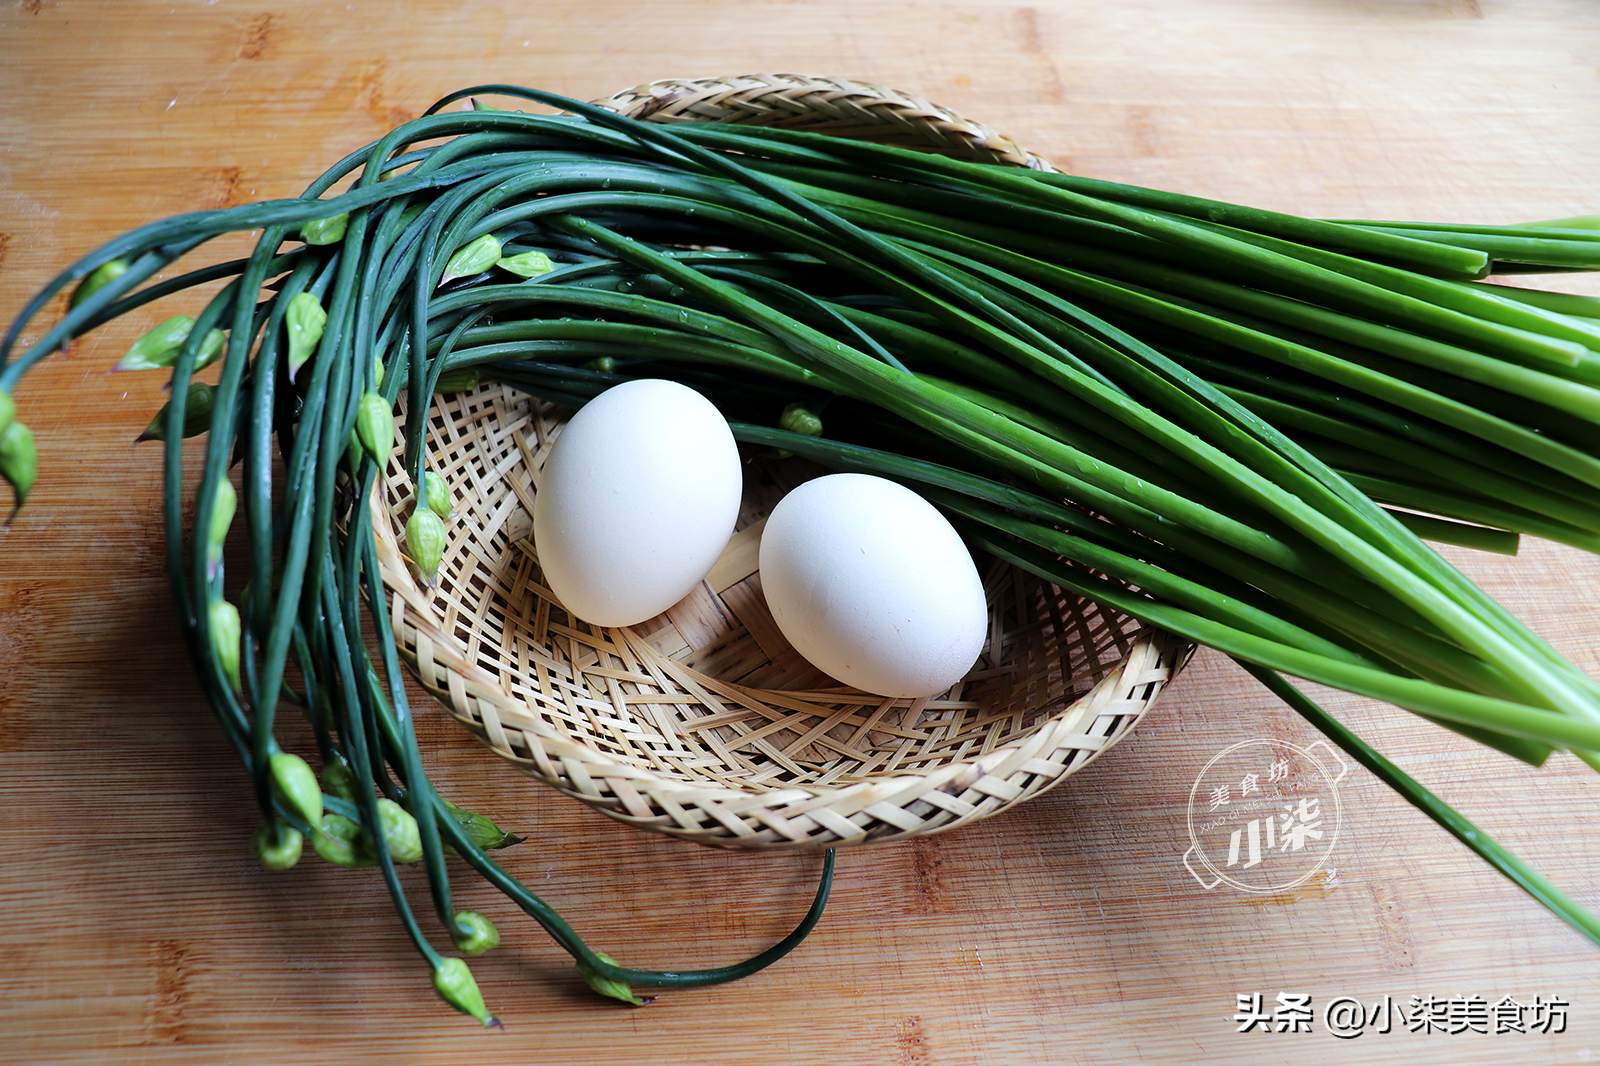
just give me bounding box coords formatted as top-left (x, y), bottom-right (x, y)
top-left (3, 2), bottom-right (1600, 1064)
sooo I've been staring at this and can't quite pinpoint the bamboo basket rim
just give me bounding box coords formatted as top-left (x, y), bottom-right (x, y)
top-left (372, 74), bottom-right (1194, 850)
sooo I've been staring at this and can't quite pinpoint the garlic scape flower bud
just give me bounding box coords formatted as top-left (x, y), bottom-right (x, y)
top-left (421, 470), bottom-right (451, 518)
top-left (114, 315), bottom-right (224, 372)
top-left (355, 391), bottom-right (394, 463)
top-left (779, 402), bottom-right (824, 438)
top-left (774, 403), bottom-right (824, 459)
top-left (210, 599), bottom-right (242, 692)
top-left (320, 758), bottom-right (360, 804)
top-left (70, 257), bottom-right (130, 309)
top-left (300, 212), bottom-right (348, 246)
top-left (432, 957), bottom-right (498, 1027)
top-left (205, 478), bottom-right (236, 578)
top-left (440, 233), bottom-right (502, 286)
top-left (0, 418), bottom-right (36, 518)
top-left (405, 506), bottom-right (446, 586)
top-left (284, 292), bottom-right (327, 381)
top-left (495, 249), bottom-right (553, 278)
top-left (136, 382), bottom-right (215, 443)
top-left (374, 797), bottom-right (422, 864)
top-left (268, 751), bottom-right (323, 827)
top-left (440, 797), bottom-right (523, 852)
top-left (577, 952), bottom-right (651, 1006)
top-left (432, 368), bottom-right (480, 394)
top-left (311, 812), bottom-right (375, 869)
top-left (250, 820), bottom-right (303, 872)
top-left (450, 912), bottom-right (500, 956)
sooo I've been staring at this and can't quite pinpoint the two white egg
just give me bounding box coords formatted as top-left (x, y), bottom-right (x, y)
top-left (532, 379), bottom-right (987, 698)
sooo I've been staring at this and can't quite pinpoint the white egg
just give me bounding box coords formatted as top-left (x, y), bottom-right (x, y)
top-left (533, 379), bottom-right (742, 628)
top-left (759, 473), bottom-right (987, 698)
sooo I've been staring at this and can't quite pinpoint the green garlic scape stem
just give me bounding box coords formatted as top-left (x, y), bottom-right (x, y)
top-left (6, 83), bottom-right (1600, 1023)
top-left (1244, 665), bottom-right (1600, 948)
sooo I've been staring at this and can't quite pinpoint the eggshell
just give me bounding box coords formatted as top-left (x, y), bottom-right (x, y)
top-left (533, 379), bottom-right (742, 628)
top-left (759, 473), bottom-right (987, 698)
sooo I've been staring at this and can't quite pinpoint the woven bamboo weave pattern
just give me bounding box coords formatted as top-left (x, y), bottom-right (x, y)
top-left (591, 73), bottom-right (1057, 171)
top-left (371, 76), bottom-right (1190, 849)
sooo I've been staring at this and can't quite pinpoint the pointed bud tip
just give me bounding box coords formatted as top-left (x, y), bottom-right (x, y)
top-left (432, 956), bottom-right (496, 1025)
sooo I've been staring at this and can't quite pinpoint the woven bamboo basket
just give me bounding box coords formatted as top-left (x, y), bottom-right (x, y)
top-left (371, 74), bottom-right (1194, 850)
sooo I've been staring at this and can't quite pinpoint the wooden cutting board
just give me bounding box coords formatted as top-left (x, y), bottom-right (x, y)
top-left (3, 2), bottom-right (1600, 1064)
